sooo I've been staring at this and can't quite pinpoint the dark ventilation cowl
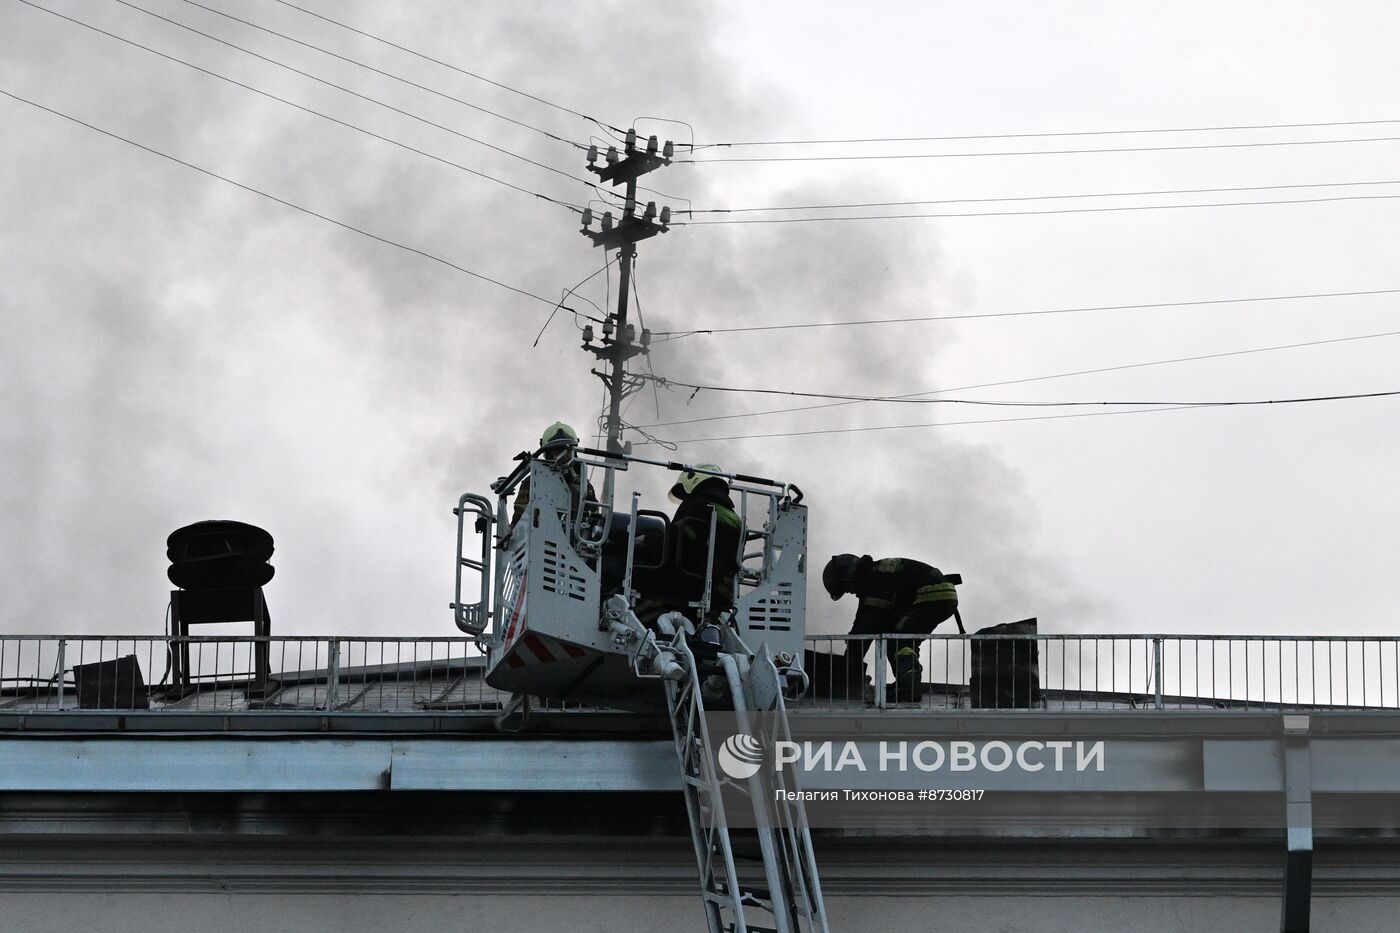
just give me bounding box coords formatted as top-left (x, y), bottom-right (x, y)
top-left (167, 520), bottom-right (274, 590)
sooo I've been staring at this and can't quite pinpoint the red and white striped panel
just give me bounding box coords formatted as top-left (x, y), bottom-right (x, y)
top-left (503, 631), bottom-right (590, 670)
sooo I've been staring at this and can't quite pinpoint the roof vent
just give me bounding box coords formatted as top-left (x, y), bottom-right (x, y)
top-left (166, 520), bottom-right (274, 590)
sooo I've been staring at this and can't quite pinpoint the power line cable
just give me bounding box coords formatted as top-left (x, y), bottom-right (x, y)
top-left (174, 0), bottom-right (586, 149)
top-left (667, 394), bottom-right (1398, 445)
top-left (18, 0), bottom-right (583, 212)
top-left (681, 178), bottom-right (1400, 215)
top-left (673, 192), bottom-right (1400, 226)
top-left (678, 134), bottom-right (1400, 164)
top-left (649, 287), bottom-right (1400, 339)
top-left (183, 0), bottom-right (694, 213)
top-left (637, 329), bottom-right (1400, 429)
top-left (641, 375), bottom-right (1400, 410)
top-left (664, 404), bottom-right (1207, 443)
top-left (0, 87), bottom-right (602, 321)
top-left (110, 0), bottom-right (610, 199)
top-left (268, 0), bottom-right (628, 136)
top-left (684, 117), bottom-right (1400, 150)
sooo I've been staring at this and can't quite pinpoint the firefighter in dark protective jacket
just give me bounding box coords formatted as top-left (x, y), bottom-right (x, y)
top-left (822, 554), bottom-right (959, 702)
top-left (669, 464), bottom-right (744, 618)
top-left (635, 464), bottom-right (743, 626)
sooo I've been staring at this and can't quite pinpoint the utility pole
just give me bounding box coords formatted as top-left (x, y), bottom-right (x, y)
top-left (579, 129), bottom-right (673, 498)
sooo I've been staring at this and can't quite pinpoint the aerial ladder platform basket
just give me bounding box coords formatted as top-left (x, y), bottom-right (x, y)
top-left (453, 445), bottom-right (828, 932)
top-left (454, 446), bottom-right (809, 711)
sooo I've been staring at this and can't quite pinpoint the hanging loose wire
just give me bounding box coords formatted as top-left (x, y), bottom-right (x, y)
top-left (534, 257), bottom-right (619, 347)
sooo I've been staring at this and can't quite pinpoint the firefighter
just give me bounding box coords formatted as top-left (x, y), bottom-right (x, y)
top-left (511, 422), bottom-right (596, 526)
top-left (634, 464), bottom-right (743, 626)
top-left (822, 554), bottom-right (959, 702)
top-left (669, 465), bottom-right (744, 617)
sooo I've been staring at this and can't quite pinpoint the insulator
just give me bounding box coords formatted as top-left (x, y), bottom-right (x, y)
top-left (625, 128), bottom-right (637, 152)
top-left (622, 441), bottom-right (634, 456)
top-left (624, 198), bottom-right (636, 215)
top-left (605, 146), bottom-right (619, 164)
top-left (601, 211), bottom-right (614, 231)
top-left (602, 316), bottom-right (614, 338)
top-left (641, 328), bottom-right (652, 347)
top-left (643, 201), bottom-right (657, 221)
top-left (662, 140), bottom-right (674, 161)
top-left (659, 206), bottom-right (672, 226)
top-left (581, 207), bottom-right (593, 227)
top-left (586, 144), bottom-right (598, 164)
top-left (582, 325), bottom-right (594, 343)
top-left (624, 323), bottom-right (636, 343)
top-left (646, 135), bottom-right (658, 155)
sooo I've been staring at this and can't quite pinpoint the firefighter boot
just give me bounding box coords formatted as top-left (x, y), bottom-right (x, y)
top-left (887, 647), bottom-right (924, 703)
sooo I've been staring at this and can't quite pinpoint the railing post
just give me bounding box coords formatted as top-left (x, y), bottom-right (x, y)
top-left (54, 638), bottom-right (67, 710)
top-left (1153, 637), bottom-right (1164, 710)
top-left (874, 636), bottom-right (888, 710)
top-left (325, 639), bottom-right (342, 711)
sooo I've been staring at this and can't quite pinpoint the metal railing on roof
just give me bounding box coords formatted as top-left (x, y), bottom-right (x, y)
top-left (801, 633), bottom-right (1400, 712)
top-left (1, 633), bottom-right (1396, 716)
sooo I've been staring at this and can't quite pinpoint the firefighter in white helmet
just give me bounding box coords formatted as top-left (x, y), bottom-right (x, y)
top-left (669, 464), bottom-right (743, 616)
top-left (634, 464), bottom-right (743, 625)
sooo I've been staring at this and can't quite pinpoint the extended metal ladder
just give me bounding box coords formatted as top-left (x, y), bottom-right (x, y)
top-left (659, 620), bottom-right (829, 933)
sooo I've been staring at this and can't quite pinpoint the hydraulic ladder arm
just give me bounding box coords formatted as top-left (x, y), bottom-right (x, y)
top-left (655, 613), bottom-right (830, 933)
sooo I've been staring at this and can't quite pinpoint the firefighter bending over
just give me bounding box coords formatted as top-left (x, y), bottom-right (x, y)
top-left (511, 421), bottom-right (597, 527)
top-left (822, 555), bottom-right (959, 703)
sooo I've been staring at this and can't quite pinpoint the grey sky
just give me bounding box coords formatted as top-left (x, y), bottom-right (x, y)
top-left (1, 0), bottom-right (1396, 639)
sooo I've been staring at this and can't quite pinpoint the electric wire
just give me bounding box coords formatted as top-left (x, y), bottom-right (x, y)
top-left (666, 393), bottom-right (1398, 446)
top-left (629, 256), bottom-right (666, 425)
top-left (174, 0), bottom-right (587, 149)
top-left (18, 0), bottom-right (584, 212)
top-left (673, 192), bottom-right (1400, 226)
top-left (649, 287), bottom-right (1400, 339)
top-left (681, 178), bottom-right (1400, 215)
top-left (636, 329), bottom-right (1400, 429)
top-left (683, 117), bottom-right (1400, 150)
top-left (662, 404), bottom-right (1214, 444)
top-left (678, 134), bottom-right (1400, 163)
top-left (640, 374), bottom-right (1400, 410)
top-left (534, 258), bottom-right (618, 347)
top-left (110, 0), bottom-right (612, 200)
top-left (0, 87), bottom-right (603, 320)
top-left (268, 0), bottom-right (628, 136)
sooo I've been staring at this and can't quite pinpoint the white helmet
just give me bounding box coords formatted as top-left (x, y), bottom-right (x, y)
top-left (539, 421), bottom-right (579, 449)
top-left (669, 463), bottom-right (726, 501)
